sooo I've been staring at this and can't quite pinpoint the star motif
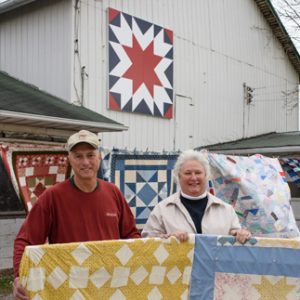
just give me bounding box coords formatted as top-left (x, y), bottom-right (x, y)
top-left (123, 36), bottom-right (163, 97)
top-left (108, 8), bottom-right (174, 118)
top-left (253, 277), bottom-right (294, 299)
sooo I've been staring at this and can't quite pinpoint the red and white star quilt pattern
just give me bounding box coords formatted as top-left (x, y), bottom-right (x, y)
top-left (108, 8), bottom-right (174, 118)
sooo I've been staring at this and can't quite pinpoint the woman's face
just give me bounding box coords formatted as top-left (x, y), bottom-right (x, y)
top-left (178, 159), bottom-right (207, 196)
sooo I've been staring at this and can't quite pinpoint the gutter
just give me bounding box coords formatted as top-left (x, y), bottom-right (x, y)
top-left (0, 0), bottom-right (36, 14)
top-left (208, 146), bottom-right (300, 155)
top-left (0, 110), bottom-right (128, 132)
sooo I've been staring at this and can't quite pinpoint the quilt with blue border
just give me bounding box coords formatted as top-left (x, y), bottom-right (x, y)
top-left (110, 153), bottom-right (178, 229)
top-left (190, 235), bottom-right (300, 299)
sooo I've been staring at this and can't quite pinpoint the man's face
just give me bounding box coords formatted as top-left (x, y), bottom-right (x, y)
top-left (68, 143), bottom-right (101, 181)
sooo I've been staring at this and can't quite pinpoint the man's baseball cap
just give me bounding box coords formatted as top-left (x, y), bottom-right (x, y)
top-left (66, 130), bottom-right (100, 151)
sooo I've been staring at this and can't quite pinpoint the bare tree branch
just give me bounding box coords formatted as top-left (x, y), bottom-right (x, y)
top-left (272, 0), bottom-right (300, 50)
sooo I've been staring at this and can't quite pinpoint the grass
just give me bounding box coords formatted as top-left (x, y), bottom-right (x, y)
top-left (0, 269), bottom-right (13, 295)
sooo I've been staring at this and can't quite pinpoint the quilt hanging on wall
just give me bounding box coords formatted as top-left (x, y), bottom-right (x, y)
top-left (110, 153), bottom-right (178, 229)
top-left (108, 7), bottom-right (174, 118)
top-left (19, 235), bottom-right (300, 300)
top-left (207, 153), bottom-right (300, 238)
top-left (2, 146), bottom-right (71, 212)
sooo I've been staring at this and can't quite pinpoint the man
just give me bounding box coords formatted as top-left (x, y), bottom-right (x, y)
top-left (13, 130), bottom-right (140, 299)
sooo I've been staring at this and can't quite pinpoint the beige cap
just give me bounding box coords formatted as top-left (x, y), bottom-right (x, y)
top-left (66, 130), bottom-right (100, 151)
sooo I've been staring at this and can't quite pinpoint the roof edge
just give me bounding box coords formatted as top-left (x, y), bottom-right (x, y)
top-left (254, 0), bottom-right (300, 77)
top-left (205, 146), bottom-right (300, 155)
top-left (0, 0), bottom-right (36, 14)
top-left (197, 132), bottom-right (277, 150)
top-left (0, 109), bottom-right (128, 131)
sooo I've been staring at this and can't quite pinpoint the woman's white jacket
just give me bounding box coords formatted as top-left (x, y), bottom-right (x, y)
top-left (142, 191), bottom-right (241, 237)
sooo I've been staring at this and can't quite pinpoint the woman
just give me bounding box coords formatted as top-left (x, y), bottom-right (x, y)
top-left (142, 149), bottom-right (251, 243)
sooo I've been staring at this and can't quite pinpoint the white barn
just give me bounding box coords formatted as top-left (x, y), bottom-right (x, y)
top-left (0, 0), bottom-right (299, 152)
top-left (0, 0), bottom-right (300, 274)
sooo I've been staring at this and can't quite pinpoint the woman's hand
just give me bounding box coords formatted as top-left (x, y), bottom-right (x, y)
top-left (13, 276), bottom-right (29, 300)
top-left (230, 228), bottom-right (252, 244)
top-left (159, 231), bottom-right (189, 242)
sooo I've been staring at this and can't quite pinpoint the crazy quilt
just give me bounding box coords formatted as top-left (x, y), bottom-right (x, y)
top-left (111, 153), bottom-right (178, 229)
top-left (19, 236), bottom-right (195, 300)
top-left (279, 158), bottom-right (300, 187)
top-left (208, 153), bottom-right (299, 238)
top-left (6, 149), bottom-right (71, 211)
top-left (108, 7), bottom-right (174, 118)
top-left (19, 235), bottom-right (300, 299)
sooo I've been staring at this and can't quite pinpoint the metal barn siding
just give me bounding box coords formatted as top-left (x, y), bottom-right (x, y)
top-left (76, 0), bottom-right (299, 151)
top-left (0, 0), bottom-right (299, 151)
top-left (0, 0), bottom-right (72, 102)
top-left (86, 0), bottom-right (177, 151)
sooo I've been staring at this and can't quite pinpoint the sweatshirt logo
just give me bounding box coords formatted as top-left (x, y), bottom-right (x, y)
top-left (106, 212), bottom-right (117, 217)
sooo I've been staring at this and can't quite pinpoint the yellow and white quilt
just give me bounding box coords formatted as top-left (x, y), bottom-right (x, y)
top-left (19, 235), bottom-right (300, 299)
top-left (20, 236), bottom-right (195, 300)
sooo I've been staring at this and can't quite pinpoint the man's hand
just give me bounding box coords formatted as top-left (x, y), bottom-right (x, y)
top-left (230, 228), bottom-right (252, 244)
top-left (13, 277), bottom-right (29, 300)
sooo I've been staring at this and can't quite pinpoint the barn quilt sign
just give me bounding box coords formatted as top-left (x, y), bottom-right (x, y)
top-left (108, 8), bottom-right (174, 118)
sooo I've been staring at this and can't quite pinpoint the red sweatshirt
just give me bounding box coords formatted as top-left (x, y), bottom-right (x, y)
top-left (13, 179), bottom-right (140, 276)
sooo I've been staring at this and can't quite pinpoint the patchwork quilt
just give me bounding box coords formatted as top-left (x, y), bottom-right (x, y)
top-left (19, 235), bottom-right (300, 299)
top-left (98, 148), bottom-right (113, 182)
top-left (279, 158), bottom-right (300, 187)
top-left (190, 235), bottom-right (300, 299)
top-left (208, 153), bottom-right (300, 238)
top-left (20, 236), bottom-right (195, 300)
top-left (110, 153), bottom-right (178, 229)
top-left (1, 146), bottom-right (71, 211)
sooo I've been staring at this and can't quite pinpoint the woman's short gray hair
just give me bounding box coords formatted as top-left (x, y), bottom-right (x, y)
top-left (173, 149), bottom-right (211, 183)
